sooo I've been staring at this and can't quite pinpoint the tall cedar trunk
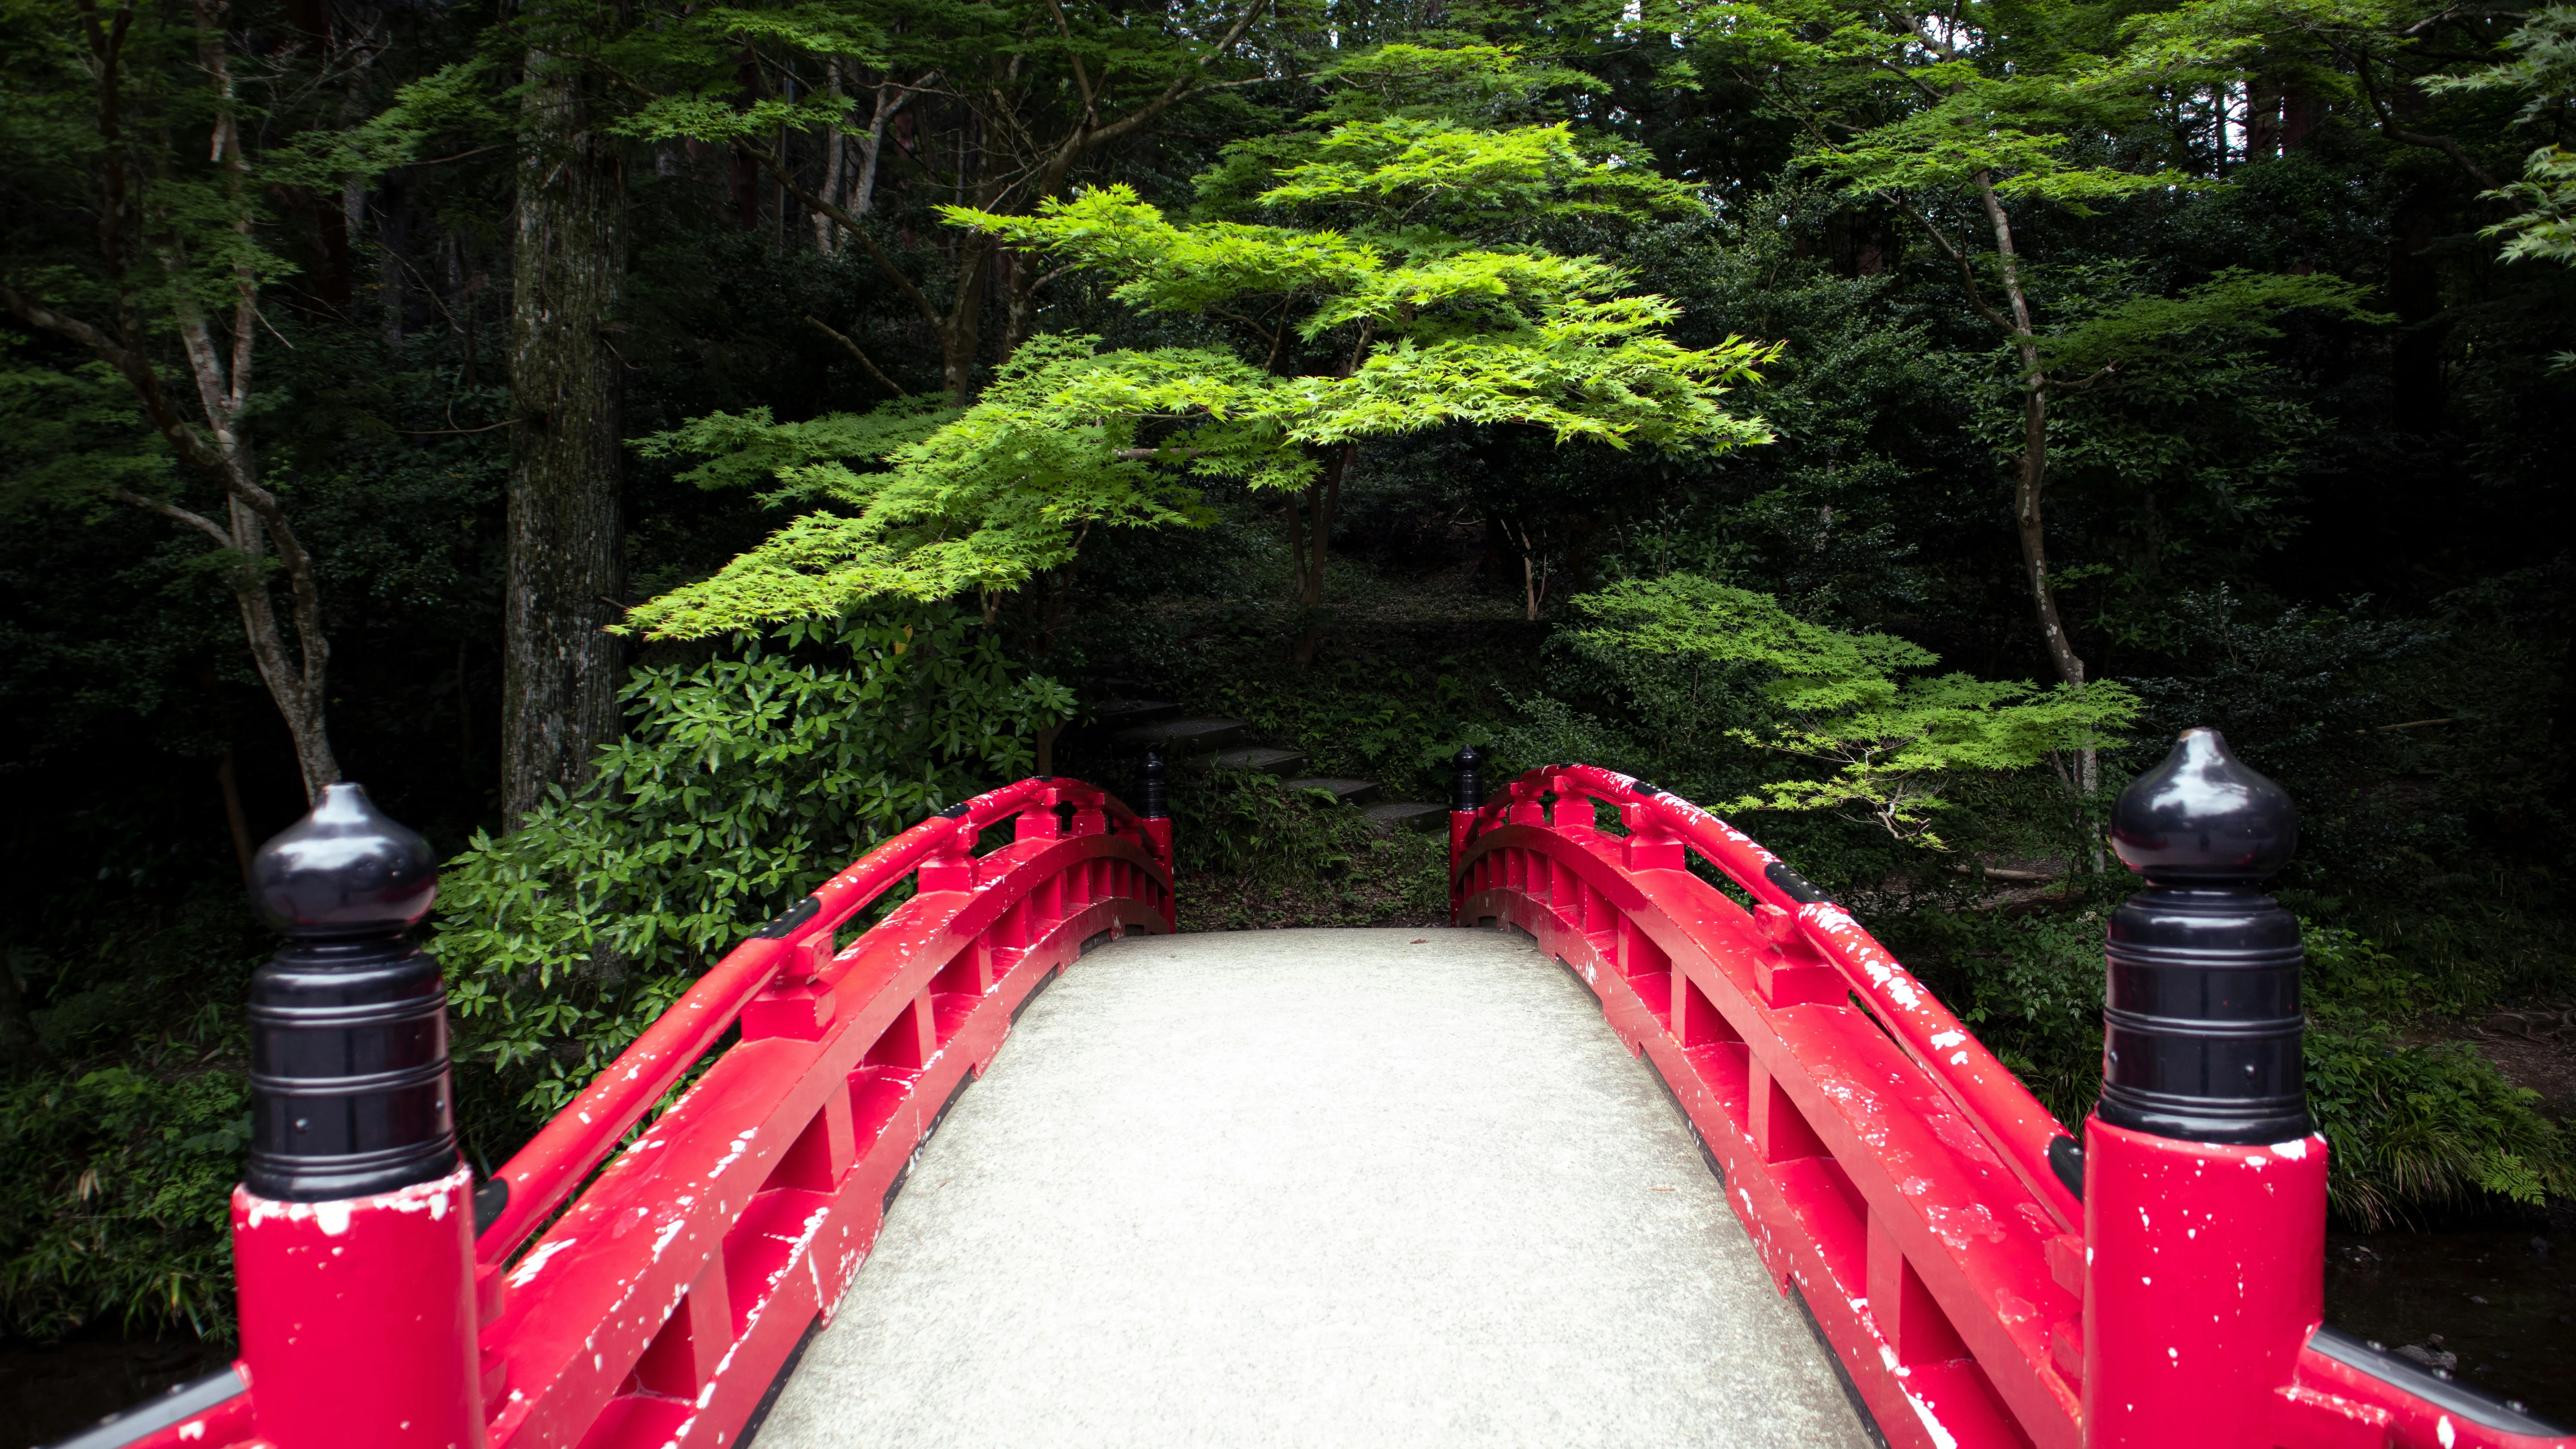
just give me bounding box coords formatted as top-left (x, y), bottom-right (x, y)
top-left (2248, 73), bottom-right (2284, 160)
top-left (506, 49), bottom-right (627, 821)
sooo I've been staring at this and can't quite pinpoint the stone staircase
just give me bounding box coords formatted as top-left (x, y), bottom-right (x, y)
top-left (1091, 700), bottom-right (1449, 832)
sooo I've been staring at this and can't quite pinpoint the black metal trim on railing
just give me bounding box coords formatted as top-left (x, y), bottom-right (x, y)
top-left (751, 895), bottom-right (825, 940)
top-left (2309, 1327), bottom-right (2568, 1434)
top-left (39, 1366), bottom-right (246, 1449)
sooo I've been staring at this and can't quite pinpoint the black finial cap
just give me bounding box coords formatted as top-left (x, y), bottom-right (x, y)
top-left (2110, 729), bottom-right (2297, 885)
top-left (1450, 746), bottom-right (1483, 812)
top-left (1139, 749), bottom-right (1170, 819)
top-left (252, 783), bottom-right (438, 938)
top-left (245, 784), bottom-right (455, 1200)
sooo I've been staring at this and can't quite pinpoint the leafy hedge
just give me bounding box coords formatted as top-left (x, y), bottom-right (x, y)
top-left (431, 609), bottom-right (1067, 1137)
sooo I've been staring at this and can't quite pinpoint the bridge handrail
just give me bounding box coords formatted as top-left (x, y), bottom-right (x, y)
top-left (81, 746), bottom-right (2576, 1449)
top-left (1464, 763), bottom-right (2078, 1233)
top-left (474, 774), bottom-right (1159, 1266)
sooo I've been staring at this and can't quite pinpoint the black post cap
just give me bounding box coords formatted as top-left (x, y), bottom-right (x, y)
top-left (2096, 731), bottom-right (2311, 1145)
top-left (245, 784), bottom-right (460, 1201)
top-left (1139, 749), bottom-right (1170, 820)
top-left (1450, 746), bottom-right (1483, 812)
top-left (254, 782), bottom-right (438, 936)
top-left (2109, 727), bottom-right (2297, 884)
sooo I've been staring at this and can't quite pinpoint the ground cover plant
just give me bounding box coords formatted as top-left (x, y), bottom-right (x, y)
top-left (5, 0), bottom-right (2574, 1361)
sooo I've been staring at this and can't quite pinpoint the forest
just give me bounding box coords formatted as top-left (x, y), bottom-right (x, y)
top-left (3, 0), bottom-right (2574, 1414)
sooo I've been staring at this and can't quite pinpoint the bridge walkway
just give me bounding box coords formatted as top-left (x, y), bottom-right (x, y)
top-left (752, 928), bottom-right (1874, 1449)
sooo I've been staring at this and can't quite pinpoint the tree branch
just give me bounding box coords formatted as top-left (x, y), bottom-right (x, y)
top-left (109, 486), bottom-right (234, 547)
top-left (2351, 56), bottom-right (2502, 188)
top-left (1025, 0), bottom-right (1273, 204)
top-left (738, 133), bottom-right (943, 328)
top-left (1895, 201), bottom-right (2017, 333)
top-left (2388, 124), bottom-right (2501, 189)
top-left (1041, 0), bottom-right (1099, 126)
top-left (802, 313), bottom-right (906, 394)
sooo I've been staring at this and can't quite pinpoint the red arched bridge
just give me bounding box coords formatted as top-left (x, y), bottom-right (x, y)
top-left (51, 735), bottom-right (2571, 1449)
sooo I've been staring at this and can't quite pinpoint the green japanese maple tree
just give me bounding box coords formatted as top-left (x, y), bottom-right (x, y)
top-left (630, 44), bottom-right (1778, 660)
top-left (1564, 573), bottom-right (2141, 848)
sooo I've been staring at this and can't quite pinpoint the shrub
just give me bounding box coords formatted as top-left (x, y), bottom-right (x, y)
top-left (1171, 770), bottom-right (1447, 931)
top-left (1939, 911), bottom-right (2571, 1228)
top-left (428, 609), bottom-right (1067, 1139)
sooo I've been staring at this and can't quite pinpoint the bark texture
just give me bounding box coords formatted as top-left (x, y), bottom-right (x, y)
top-left (506, 50), bottom-right (627, 821)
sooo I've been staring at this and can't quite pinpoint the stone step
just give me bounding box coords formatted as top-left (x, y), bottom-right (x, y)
top-left (1283, 777), bottom-right (1381, 805)
top-left (1088, 698), bottom-right (1180, 731)
top-left (1361, 800), bottom-right (1448, 832)
top-left (1194, 746), bottom-right (1308, 776)
top-left (1112, 716), bottom-right (1246, 753)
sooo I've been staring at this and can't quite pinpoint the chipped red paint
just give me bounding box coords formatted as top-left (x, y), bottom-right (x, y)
top-left (233, 1164), bottom-right (484, 1449)
top-left (126, 763), bottom-right (2576, 1449)
top-left (178, 775), bottom-right (1171, 1449)
top-left (1448, 764), bottom-right (2576, 1449)
top-left (2083, 1119), bottom-right (2327, 1447)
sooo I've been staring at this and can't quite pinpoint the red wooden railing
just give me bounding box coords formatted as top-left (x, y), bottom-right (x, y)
top-left (95, 774), bottom-right (1170, 1449)
top-left (65, 758), bottom-right (2573, 1449)
top-left (1448, 761), bottom-right (2573, 1449)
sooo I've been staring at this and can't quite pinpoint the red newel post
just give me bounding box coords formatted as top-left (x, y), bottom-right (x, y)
top-left (1446, 746), bottom-right (1482, 903)
top-left (2082, 729), bottom-right (2327, 1449)
top-left (1137, 750), bottom-right (1174, 866)
top-left (235, 785), bottom-right (484, 1449)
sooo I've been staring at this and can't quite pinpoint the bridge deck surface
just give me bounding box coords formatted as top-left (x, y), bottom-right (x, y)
top-left (753, 927), bottom-right (1873, 1449)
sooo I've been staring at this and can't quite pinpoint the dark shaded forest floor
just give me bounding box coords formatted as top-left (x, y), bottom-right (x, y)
top-left (2422, 1003), bottom-right (2576, 1119)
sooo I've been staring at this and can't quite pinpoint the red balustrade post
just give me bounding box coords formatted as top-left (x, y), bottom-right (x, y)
top-left (234, 785), bottom-right (484, 1449)
top-left (1549, 773), bottom-right (1602, 844)
top-left (2081, 730), bottom-right (2326, 1449)
top-left (1016, 782), bottom-right (1064, 841)
top-left (916, 815), bottom-right (977, 892)
top-left (1616, 791), bottom-right (1684, 871)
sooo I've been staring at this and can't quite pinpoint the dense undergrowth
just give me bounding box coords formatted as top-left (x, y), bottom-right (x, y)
top-left (1167, 770), bottom-right (1448, 933)
top-left (0, 892), bottom-right (263, 1342)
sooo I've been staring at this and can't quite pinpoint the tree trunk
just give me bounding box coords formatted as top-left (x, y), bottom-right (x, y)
top-left (506, 48), bottom-right (627, 822)
top-left (2248, 73), bottom-right (2284, 161)
top-left (941, 240), bottom-right (989, 403)
top-left (1288, 446), bottom-right (1353, 669)
top-left (811, 61), bottom-right (846, 252)
top-left (2, 0), bottom-right (343, 801)
top-left (1002, 246), bottom-right (1042, 360)
top-left (216, 747), bottom-right (255, 885)
top-left (1976, 173), bottom-right (2098, 811)
top-left (2281, 79), bottom-right (2323, 152)
top-left (1976, 173), bottom-right (2084, 695)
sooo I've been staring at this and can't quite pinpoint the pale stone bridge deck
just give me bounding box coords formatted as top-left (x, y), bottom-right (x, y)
top-left (754, 928), bottom-right (1872, 1449)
